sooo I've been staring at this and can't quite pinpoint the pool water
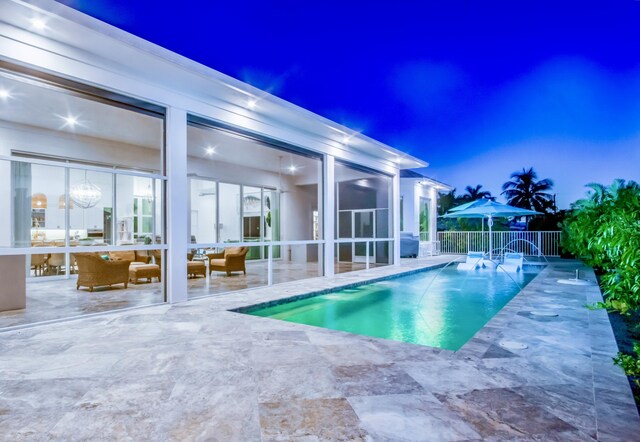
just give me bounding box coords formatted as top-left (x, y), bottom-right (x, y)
top-left (246, 267), bottom-right (540, 350)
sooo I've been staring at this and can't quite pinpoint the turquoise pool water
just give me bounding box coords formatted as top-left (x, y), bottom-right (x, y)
top-left (246, 267), bottom-right (540, 350)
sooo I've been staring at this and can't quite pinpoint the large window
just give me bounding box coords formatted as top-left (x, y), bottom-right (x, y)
top-left (186, 118), bottom-right (323, 297)
top-left (0, 66), bottom-right (165, 328)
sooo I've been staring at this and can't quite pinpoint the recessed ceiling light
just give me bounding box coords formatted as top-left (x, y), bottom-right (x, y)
top-left (247, 99), bottom-right (257, 110)
top-left (31, 18), bottom-right (46, 30)
top-left (287, 165), bottom-right (297, 173)
top-left (342, 135), bottom-right (350, 144)
top-left (63, 115), bottom-right (78, 127)
top-left (0, 89), bottom-right (10, 100)
top-left (205, 146), bottom-right (216, 155)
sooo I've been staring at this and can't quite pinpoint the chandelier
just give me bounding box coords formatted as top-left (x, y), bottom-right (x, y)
top-left (70, 172), bottom-right (102, 209)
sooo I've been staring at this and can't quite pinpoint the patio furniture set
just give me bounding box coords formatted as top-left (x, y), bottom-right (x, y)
top-left (74, 247), bottom-right (249, 292)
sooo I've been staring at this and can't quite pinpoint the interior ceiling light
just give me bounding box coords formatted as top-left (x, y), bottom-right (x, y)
top-left (30, 18), bottom-right (47, 30)
top-left (287, 165), bottom-right (297, 173)
top-left (342, 135), bottom-right (350, 144)
top-left (32, 193), bottom-right (47, 209)
top-left (0, 89), bottom-right (10, 100)
top-left (205, 146), bottom-right (216, 156)
top-left (247, 99), bottom-right (257, 110)
top-left (58, 194), bottom-right (74, 209)
top-left (62, 115), bottom-right (78, 127)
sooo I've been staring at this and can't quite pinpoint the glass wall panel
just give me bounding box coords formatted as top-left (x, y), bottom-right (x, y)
top-left (68, 169), bottom-right (113, 246)
top-left (189, 178), bottom-right (217, 244)
top-left (154, 179), bottom-right (163, 244)
top-left (186, 118), bottom-right (323, 298)
top-left (218, 182), bottom-right (241, 242)
top-left (243, 185), bottom-right (262, 260)
top-left (334, 162), bottom-right (393, 273)
top-left (10, 162), bottom-right (66, 249)
top-left (114, 175), bottom-right (157, 245)
top-left (264, 189), bottom-right (280, 258)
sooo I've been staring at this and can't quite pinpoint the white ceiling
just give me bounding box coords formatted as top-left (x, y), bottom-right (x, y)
top-left (187, 124), bottom-right (321, 176)
top-left (0, 71), bottom-right (163, 148)
top-left (0, 71), bottom-right (392, 182)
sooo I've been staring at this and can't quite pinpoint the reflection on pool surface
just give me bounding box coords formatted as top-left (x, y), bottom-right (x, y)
top-left (246, 267), bottom-right (540, 350)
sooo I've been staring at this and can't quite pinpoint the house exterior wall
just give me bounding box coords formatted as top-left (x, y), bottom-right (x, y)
top-left (399, 179), bottom-right (439, 242)
top-left (0, 0), bottom-right (431, 307)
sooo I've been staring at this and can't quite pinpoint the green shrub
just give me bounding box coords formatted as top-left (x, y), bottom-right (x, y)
top-left (561, 180), bottom-right (640, 378)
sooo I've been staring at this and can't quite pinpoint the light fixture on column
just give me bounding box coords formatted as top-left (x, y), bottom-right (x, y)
top-left (70, 171), bottom-right (102, 209)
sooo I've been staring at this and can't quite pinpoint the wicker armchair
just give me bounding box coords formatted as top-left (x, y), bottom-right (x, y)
top-left (208, 246), bottom-right (249, 276)
top-left (74, 253), bottom-right (130, 292)
top-left (108, 250), bottom-right (151, 265)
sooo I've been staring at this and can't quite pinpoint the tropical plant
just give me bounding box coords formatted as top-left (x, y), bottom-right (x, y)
top-left (463, 184), bottom-right (492, 201)
top-left (501, 167), bottom-right (555, 213)
top-left (437, 189), bottom-right (458, 216)
top-left (614, 343), bottom-right (640, 394)
top-left (561, 179), bottom-right (640, 393)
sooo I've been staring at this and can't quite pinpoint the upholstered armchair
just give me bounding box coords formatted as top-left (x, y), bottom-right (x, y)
top-left (208, 246), bottom-right (249, 276)
top-left (74, 253), bottom-right (130, 292)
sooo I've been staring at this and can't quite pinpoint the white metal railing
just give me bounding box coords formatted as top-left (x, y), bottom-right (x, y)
top-left (190, 240), bottom-right (324, 286)
top-left (192, 238), bottom-right (394, 284)
top-left (437, 231), bottom-right (562, 257)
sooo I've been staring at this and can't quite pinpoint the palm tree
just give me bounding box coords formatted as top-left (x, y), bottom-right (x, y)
top-left (501, 167), bottom-right (554, 213)
top-left (438, 189), bottom-right (457, 215)
top-left (463, 184), bottom-right (492, 201)
top-left (573, 179), bottom-right (639, 210)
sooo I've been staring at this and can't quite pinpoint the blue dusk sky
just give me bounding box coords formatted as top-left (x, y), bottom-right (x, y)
top-left (59, 0), bottom-right (640, 209)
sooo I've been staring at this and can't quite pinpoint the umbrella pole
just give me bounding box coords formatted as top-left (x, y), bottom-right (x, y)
top-left (488, 215), bottom-right (493, 261)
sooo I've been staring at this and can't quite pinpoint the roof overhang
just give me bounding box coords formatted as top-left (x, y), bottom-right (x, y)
top-left (0, 0), bottom-right (429, 171)
top-left (400, 169), bottom-right (453, 191)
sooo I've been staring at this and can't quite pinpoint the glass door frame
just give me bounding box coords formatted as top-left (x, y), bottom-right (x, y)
top-left (352, 209), bottom-right (376, 263)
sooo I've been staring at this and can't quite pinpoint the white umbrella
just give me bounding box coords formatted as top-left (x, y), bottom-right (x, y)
top-left (442, 200), bottom-right (541, 260)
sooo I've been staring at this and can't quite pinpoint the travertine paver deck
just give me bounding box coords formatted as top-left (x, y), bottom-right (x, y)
top-left (0, 256), bottom-right (638, 441)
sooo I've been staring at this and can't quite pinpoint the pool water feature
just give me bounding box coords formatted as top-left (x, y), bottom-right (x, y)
top-left (245, 267), bottom-right (540, 351)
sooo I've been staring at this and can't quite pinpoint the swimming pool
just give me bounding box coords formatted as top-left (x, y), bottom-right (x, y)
top-left (244, 266), bottom-right (541, 350)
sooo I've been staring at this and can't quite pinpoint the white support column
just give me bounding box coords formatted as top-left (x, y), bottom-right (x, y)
top-left (323, 154), bottom-right (335, 277)
top-left (0, 145), bottom-right (11, 248)
top-left (316, 160), bottom-right (324, 277)
top-left (165, 107), bottom-right (188, 304)
top-left (430, 187), bottom-right (438, 242)
top-left (392, 171), bottom-right (401, 265)
top-left (267, 244), bottom-right (273, 285)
